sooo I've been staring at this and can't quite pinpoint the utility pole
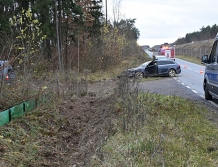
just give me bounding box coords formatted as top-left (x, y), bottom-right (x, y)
top-left (55, 1), bottom-right (62, 71)
top-left (105, 0), bottom-right (107, 25)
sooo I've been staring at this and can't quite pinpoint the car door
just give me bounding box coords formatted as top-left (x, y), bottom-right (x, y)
top-left (145, 61), bottom-right (157, 76)
top-left (156, 61), bottom-right (170, 75)
top-left (206, 40), bottom-right (218, 97)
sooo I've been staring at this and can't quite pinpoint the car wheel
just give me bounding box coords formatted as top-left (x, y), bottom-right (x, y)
top-left (168, 69), bottom-right (176, 77)
top-left (135, 72), bottom-right (144, 79)
top-left (205, 82), bottom-right (212, 100)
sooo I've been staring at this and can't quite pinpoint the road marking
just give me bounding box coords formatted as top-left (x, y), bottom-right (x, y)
top-left (209, 101), bottom-right (218, 108)
top-left (192, 90), bottom-right (198, 94)
top-left (174, 77), bottom-right (218, 107)
top-left (200, 95), bottom-right (204, 99)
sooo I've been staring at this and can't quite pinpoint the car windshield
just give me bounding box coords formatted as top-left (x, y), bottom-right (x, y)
top-left (138, 61), bottom-right (150, 68)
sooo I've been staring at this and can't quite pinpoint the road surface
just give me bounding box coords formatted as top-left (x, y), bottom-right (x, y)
top-left (175, 58), bottom-right (205, 98)
top-left (175, 58), bottom-right (218, 106)
top-left (144, 49), bottom-right (218, 107)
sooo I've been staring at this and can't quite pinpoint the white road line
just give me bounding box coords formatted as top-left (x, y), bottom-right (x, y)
top-left (192, 90), bottom-right (198, 94)
top-left (175, 78), bottom-right (218, 108)
top-left (209, 101), bottom-right (218, 108)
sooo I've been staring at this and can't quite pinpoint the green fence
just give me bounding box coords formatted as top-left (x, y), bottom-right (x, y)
top-left (10, 103), bottom-right (24, 120)
top-left (0, 98), bottom-right (37, 126)
top-left (0, 109), bottom-right (10, 126)
top-left (23, 99), bottom-right (36, 112)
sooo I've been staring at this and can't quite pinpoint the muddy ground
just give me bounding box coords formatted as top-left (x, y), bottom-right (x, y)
top-left (52, 79), bottom-right (118, 167)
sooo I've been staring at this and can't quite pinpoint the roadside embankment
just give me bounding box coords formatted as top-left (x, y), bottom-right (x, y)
top-left (176, 39), bottom-right (214, 58)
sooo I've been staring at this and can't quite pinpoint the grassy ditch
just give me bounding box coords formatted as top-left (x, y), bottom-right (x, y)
top-left (90, 78), bottom-right (218, 167)
top-left (0, 104), bottom-right (71, 167)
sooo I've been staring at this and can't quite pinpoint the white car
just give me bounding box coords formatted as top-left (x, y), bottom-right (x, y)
top-left (0, 60), bottom-right (16, 83)
top-left (153, 55), bottom-right (168, 60)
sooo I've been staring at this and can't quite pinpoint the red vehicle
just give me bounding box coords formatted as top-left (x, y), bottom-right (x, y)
top-left (158, 43), bottom-right (175, 61)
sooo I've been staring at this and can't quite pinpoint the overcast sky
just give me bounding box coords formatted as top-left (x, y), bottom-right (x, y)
top-left (102, 0), bottom-right (218, 47)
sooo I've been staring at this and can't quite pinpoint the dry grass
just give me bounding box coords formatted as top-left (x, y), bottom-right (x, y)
top-left (90, 77), bottom-right (218, 167)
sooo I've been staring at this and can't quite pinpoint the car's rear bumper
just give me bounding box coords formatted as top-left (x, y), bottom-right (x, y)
top-left (177, 69), bottom-right (181, 74)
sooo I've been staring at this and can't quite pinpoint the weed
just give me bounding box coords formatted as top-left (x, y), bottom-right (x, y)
top-left (98, 81), bottom-right (218, 167)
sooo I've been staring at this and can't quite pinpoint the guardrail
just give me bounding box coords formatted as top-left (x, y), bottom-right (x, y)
top-left (0, 97), bottom-right (46, 126)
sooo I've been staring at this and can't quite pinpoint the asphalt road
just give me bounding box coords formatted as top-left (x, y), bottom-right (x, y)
top-left (175, 58), bottom-right (205, 97)
top-left (138, 77), bottom-right (218, 111)
top-left (144, 49), bottom-right (218, 107)
top-left (175, 58), bottom-right (218, 106)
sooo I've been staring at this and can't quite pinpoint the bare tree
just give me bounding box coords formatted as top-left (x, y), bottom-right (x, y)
top-left (112, 0), bottom-right (123, 27)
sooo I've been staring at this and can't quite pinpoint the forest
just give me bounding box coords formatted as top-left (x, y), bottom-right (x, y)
top-left (2, 1), bottom-right (217, 74)
top-left (0, 0), bottom-right (141, 74)
top-left (175, 24), bottom-right (218, 44)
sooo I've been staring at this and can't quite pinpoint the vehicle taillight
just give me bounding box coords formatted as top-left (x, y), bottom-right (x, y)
top-left (5, 75), bottom-right (9, 81)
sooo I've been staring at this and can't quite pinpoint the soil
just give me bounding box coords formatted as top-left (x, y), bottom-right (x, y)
top-left (53, 80), bottom-right (118, 167)
top-left (52, 77), bottom-right (218, 167)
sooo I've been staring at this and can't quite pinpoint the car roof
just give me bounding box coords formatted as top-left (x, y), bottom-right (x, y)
top-left (0, 60), bottom-right (13, 68)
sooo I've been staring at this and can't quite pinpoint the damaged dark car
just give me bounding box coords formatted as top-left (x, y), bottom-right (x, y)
top-left (119, 59), bottom-right (181, 79)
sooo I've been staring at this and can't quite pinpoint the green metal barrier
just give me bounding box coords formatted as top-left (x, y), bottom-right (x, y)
top-left (24, 99), bottom-right (36, 112)
top-left (0, 109), bottom-right (10, 126)
top-left (10, 103), bottom-right (24, 120)
top-left (0, 96), bottom-right (46, 126)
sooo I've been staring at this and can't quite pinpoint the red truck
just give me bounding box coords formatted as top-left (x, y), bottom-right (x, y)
top-left (158, 43), bottom-right (175, 61)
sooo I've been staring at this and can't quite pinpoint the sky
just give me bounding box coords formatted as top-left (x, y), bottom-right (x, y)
top-left (102, 0), bottom-right (218, 47)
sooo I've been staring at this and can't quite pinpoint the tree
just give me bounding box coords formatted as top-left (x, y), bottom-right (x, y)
top-left (175, 24), bottom-right (218, 44)
top-left (112, 0), bottom-right (122, 28)
top-left (9, 8), bottom-right (46, 73)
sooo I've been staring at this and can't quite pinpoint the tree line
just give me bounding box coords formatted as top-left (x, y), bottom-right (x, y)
top-left (0, 0), bottom-right (140, 73)
top-left (175, 24), bottom-right (218, 44)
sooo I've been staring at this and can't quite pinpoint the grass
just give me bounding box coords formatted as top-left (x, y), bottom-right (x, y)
top-left (1, 51), bottom-right (217, 166)
top-left (92, 91), bottom-right (218, 167)
top-left (176, 54), bottom-right (203, 65)
top-left (0, 106), bottom-right (63, 166)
